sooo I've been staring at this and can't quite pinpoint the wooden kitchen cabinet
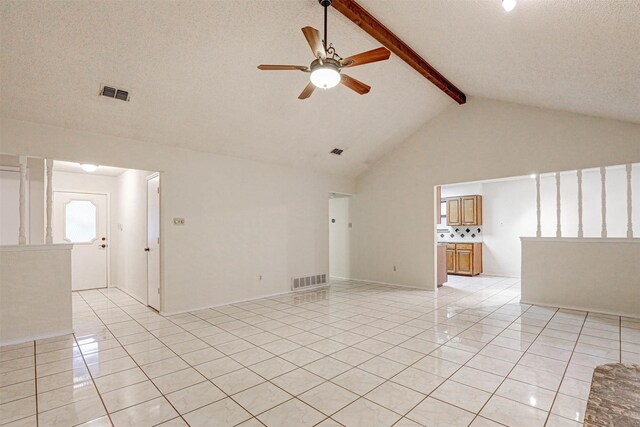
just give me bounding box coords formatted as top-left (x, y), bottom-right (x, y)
top-left (446, 198), bottom-right (461, 226)
top-left (446, 195), bottom-right (482, 226)
top-left (446, 243), bottom-right (482, 276)
top-left (446, 244), bottom-right (456, 273)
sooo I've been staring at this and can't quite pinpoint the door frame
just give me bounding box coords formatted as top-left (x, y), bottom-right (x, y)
top-left (53, 189), bottom-right (111, 287)
top-left (145, 172), bottom-right (162, 311)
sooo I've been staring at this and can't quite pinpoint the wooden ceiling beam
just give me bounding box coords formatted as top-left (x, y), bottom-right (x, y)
top-left (331, 0), bottom-right (466, 104)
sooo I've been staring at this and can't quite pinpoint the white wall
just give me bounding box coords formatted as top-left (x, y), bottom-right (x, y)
top-left (329, 196), bottom-right (351, 278)
top-left (521, 238), bottom-right (640, 318)
top-left (117, 169), bottom-right (153, 303)
top-left (351, 97), bottom-right (640, 290)
top-left (52, 170), bottom-right (120, 285)
top-left (1, 117), bottom-right (354, 313)
top-left (0, 245), bottom-right (72, 345)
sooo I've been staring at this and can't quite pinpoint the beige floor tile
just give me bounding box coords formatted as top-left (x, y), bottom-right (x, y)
top-left (364, 381), bottom-right (425, 415)
top-left (333, 398), bottom-right (401, 427)
top-left (480, 395), bottom-right (548, 427)
top-left (258, 398), bottom-right (325, 427)
top-left (495, 378), bottom-right (556, 411)
top-left (102, 380), bottom-right (161, 413)
top-left (331, 368), bottom-right (386, 395)
top-left (165, 381), bottom-right (225, 414)
top-left (299, 382), bottom-right (358, 416)
top-left (431, 379), bottom-right (492, 413)
top-left (271, 368), bottom-right (324, 396)
top-left (234, 382), bottom-right (292, 416)
top-left (211, 368), bottom-right (265, 395)
top-left (110, 396), bottom-right (177, 427)
top-left (407, 397), bottom-right (476, 426)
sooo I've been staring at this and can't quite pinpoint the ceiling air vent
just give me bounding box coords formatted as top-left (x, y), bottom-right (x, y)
top-left (330, 148), bottom-right (344, 155)
top-left (100, 85), bottom-right (129, 101)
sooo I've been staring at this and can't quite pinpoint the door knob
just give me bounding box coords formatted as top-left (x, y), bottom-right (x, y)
top-left (144, 248), bottom-right (150, 252)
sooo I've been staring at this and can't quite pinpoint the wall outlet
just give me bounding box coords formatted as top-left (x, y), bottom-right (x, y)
top-left (173, 217), bottom-right (185, 226)
top-left (393, 265), bottom-right (397, 272)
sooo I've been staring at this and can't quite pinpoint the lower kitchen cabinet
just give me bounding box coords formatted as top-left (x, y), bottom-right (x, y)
top-left (446, 243), bottom-right (482, 276)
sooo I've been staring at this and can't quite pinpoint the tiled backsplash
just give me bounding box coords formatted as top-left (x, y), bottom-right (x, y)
top-left (437, 226), bottom-right (483, 242)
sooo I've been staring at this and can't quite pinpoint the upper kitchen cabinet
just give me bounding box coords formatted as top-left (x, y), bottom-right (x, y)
top-left (446, 195), bottom-right (482, 226)
top-left (446, 198), bottom-right (461, 225)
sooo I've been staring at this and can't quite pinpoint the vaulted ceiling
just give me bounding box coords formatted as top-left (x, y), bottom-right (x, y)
top-left (1, 1), bottom-right (637, 178)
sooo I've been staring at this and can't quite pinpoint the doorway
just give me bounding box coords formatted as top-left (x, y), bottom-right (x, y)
top-left (146, 174), bottom-right (161, 311)
top-left (53, 191), bottom-right (108, 290)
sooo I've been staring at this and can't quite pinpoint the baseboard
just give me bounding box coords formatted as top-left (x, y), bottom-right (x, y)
top-left (112, 286), bottom-right (147, 305)
top-left (0, 329), bottom-right (75, 347)
top-left (161, 288), bottom-right (302, 317)
top-left (520, 299), bottom-right (640, 320)
top-left (482, 272), bottom-right (520, 278)
top-left (331, 276), bottom-right (435, 292)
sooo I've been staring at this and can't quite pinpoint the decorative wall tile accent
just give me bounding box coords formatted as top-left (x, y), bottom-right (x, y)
top-left (437, 226), bottom-right (483, 242)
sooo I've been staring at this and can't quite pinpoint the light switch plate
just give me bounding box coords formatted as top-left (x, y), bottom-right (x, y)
top-left (173, 217), bottom-right (185, 226)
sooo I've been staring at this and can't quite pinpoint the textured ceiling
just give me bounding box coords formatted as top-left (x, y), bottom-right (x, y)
top-left (0, 1), bottom-right (450, 178)
top-left (359, 0), bottom-right (640, 124)
top-left (1, 1), bottom-right (637, 179)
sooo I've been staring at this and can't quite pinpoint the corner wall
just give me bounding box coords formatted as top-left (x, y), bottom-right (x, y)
top-left (351, 97), bottom-right (640, 290)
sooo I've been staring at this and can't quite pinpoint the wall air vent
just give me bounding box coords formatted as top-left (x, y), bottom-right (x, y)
top-left (330, 148), bottom-right (344, 155)
top-left (291, 274), bottom-right (328, 291)
top-left (100, 85), bottom-right (130, 102)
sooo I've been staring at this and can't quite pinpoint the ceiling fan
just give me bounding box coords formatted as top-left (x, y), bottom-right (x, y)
top-left (258, 0), bottom-right (391, 100)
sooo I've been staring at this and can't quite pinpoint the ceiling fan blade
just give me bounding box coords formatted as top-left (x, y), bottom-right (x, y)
top-left (340, 74), bottom-right (371, 95)
top-left (258, 65), bottom-right (308, 71)
top-left (298, 82), bottom-right (316, 100)
top-left (341, 47), bottom-right (391, 68)
top-left (301, 26), bottom-right (326, 60)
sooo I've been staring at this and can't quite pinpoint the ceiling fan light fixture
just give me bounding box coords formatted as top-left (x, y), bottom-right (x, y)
top-left (310, 63), bottom-right (341, 89)
top-left (502, 0), bottom-right (516, 12)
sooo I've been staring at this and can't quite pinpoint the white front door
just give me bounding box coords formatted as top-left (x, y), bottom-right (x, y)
top-left (147, 175), bottom-right (161, 311)
top-left (53, 191), bottom-right (108, 290)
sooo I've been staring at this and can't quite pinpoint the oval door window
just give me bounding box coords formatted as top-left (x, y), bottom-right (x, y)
top-left (64, 200), bottom-right (97, 243)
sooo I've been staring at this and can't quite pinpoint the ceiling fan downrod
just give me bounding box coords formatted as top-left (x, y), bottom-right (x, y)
top-left (319, 0), bottom-right (332, 50)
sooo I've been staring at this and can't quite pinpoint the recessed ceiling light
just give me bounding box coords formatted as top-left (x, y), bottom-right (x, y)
top-left (502, 0), bottom-right (516, 12)
top-left (80, 164), bottom-right (98, 172)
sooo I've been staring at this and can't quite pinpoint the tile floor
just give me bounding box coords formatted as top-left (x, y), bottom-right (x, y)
top-left (1, 275), bottom-right (639, 427)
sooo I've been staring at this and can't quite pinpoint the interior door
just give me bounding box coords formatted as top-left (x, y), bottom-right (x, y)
top-left (53, 191), bottom-right (107, 290)
top-left (147, 175), bottom-right (161, 311)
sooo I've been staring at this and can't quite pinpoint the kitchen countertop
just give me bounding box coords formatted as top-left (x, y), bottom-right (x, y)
top-left (584, 363), bottom-right (640, 427)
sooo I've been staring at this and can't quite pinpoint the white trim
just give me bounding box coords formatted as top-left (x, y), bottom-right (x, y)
top-left (520, 299), bottom-right (639, 320)
top-left (0, 243), bottom-right (72, 252)
top-left (161, 289), bottom-right (305, 317)
top-left (145, 173), bottom-right (161, 309)
top-left (481, 272), bottom-right (520, 278)
top-left (0, 329), bottom-right (75, 347)
top-left (330, 276), bottom-right (434, 292)
top-left (112, 286), bottom-right (146, 305)
top-left (520, 237), bottom-right (640, 244)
